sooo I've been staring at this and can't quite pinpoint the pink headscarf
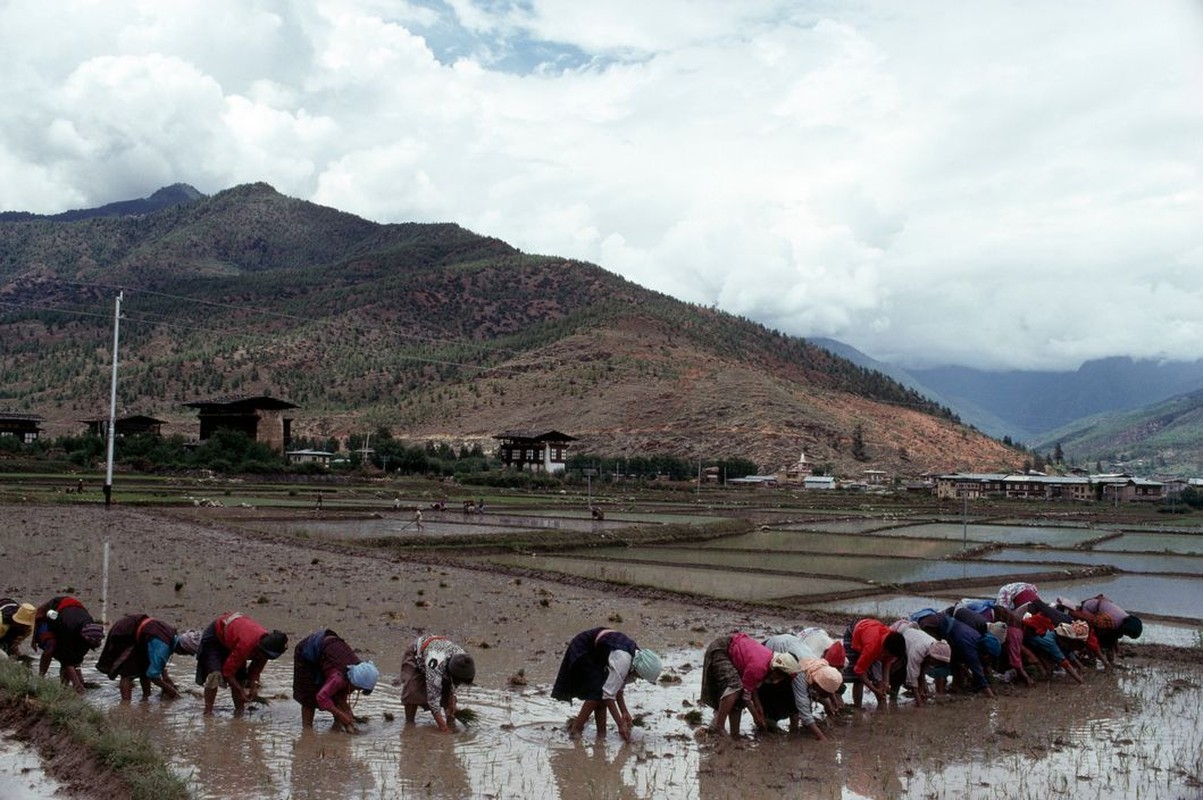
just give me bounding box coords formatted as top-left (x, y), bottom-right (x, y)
top-left (801, 658), bottom-right (843, 694)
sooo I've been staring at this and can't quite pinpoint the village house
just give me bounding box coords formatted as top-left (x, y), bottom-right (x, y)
top-left (1093, 474), bottom-right (1164, 503)
top-left (862, 469), bottom-right (889, 487)
top-left (81, 414), bottom-right (167, 438)
top-left (0, 412), bottom-right (42, 444)
top-left (494, 430), bottom-right (576, 474)
top-left (935, 472), bottom-right (1163, 503)
top-left (286, 448), bottom-right (335, 467)
top-left (1003, 474), bottom-right (1093, 501)
top-left (185, 396), bottom-right (297, 453)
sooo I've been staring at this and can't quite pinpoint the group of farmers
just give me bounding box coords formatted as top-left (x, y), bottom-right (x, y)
top-left (0, 598), bottom-right (474, 733)
top-left (688, 582), bottom-right (1144, 739)
top-left (0, 580), bottom-right (1142, 741)
top-left (551, 581), bottom-right (1144, 742)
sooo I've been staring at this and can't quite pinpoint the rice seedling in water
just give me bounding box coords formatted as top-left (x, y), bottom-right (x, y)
top-left (454, 707), bottom-right (480, 726)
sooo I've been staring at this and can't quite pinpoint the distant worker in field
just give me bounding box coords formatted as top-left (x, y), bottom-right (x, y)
top-left (95, 614), bottom-right (200, 702)
top-left (195, 611), bottom-right (288, 716)
top-left (552, 627), bottom-right (662, 741)
top-left (34, 596), bottom-right (105, 694)
top-left (399, 633), bottom-right (476, 732)
top-left (292, 628), bottom-right (379, 733)
top-left (0, 599), bottom-right (37, 658)
top-left (700, 631), bottom-right (801, 736)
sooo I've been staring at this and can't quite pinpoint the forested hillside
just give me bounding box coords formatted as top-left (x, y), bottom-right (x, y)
top-left (1035, 389), bottom-right (1203, 476)
top-left (0, 183), bottom-right (1019, 476)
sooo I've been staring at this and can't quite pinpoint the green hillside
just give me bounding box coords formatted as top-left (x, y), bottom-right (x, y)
top-left (1034, 389), bottom-right (1203, 476)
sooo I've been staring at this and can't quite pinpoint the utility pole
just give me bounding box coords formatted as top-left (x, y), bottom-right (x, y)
top-left (962, 489), bottom-right (968, 551)
top-left (103, 292), bottom-right (123, 508)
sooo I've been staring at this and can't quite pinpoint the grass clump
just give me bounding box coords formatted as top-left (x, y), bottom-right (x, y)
top-left (0, 659), bottom-right (190, 800)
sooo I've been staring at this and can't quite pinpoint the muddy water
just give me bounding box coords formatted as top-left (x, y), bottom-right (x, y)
top-left (78, 651), bottom-right (1203, 800)
top-left (1094, 532), bottom-right (1203, 555)
top-left (869, 523), bottom-right (1102, 547)
top-left (696, 531), bottom-right (965, 558)
top-left (983, 547), bottom-right (1203, 575)
top-left (0, 736), bottom-right (67, 799)
top-left (486, 554), bottom-right (867, 600)
top-left (250, 513), bottom-right (631, 539)
top-left (577, 547), bottom-right (1057, 584)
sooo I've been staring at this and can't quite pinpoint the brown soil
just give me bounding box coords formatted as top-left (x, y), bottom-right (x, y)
top-left (2, 503), bottom-right (1201, 799)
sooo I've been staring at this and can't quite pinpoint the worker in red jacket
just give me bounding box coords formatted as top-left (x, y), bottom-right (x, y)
top-left (195, 611), bottom-right (287, 716)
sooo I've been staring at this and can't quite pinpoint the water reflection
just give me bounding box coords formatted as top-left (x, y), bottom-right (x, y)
top-left (396, 724), bottom-right (472, 799)
top-left (288, 733), bottom-right (375, 800)
top-left (548, 738), bottom-right (641, 800)
top-left (68, 644), bottom-right (1203, 800)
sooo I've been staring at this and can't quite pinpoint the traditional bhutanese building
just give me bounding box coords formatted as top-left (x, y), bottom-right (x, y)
top-left (494, 430), bottom-right (576, 474)
top-left (185, 396), bottom-right (297, 453)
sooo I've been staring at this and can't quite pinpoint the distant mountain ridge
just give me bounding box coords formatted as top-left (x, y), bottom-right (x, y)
top-left (910, 358), bottom-right (1203, 442)
top-left (810, 339), bottom-right (1203, 475)
top-left (0, 183), bottom-right (1018, 477)
top-left (0, 183), bottom-right (204, 222)
top-left (1033, 388), bottom-right (1203, 474)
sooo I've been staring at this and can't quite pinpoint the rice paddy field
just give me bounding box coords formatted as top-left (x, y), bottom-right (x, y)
top-left (4, 481), bottom-right (1203, 799)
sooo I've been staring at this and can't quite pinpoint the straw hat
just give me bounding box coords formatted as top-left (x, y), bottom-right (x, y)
top-left (12, 603), bottom-right (35, 628)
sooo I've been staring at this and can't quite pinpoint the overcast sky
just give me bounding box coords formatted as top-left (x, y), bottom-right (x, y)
top-left (3, 1), bottom-right (1201, 371)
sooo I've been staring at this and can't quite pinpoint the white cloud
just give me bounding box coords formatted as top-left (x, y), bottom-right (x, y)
top-left (1, 0), bottom-right (1200, 371)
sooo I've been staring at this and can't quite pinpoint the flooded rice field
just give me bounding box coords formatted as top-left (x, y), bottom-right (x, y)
top-left (0, 735), bottom-right (68, 800)
top-left (4, 503), bottom-right (1203, 799)
top-left (1094, 531), bottom-right (1203, 554)
top-left (564, 546), bottom-right (1055, 585)
top-left (857, 523), bottom-right (1105, 548)
top-left (78, 650), bottom-right (1203, 800)
top-left (982, 547), bottom-right (1203, 575)
top-left (694, 530), bottom-right (965, 558)
top-left (249, 512), bottom-right (632, 540)
top-left (487, 554), bottom-right (868, 601)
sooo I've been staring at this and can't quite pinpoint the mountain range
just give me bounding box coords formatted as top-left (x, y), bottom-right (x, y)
top-left (809, 339), bottom-right (1203, 476)
top-left (1, 183), bottom-right (1193, 477)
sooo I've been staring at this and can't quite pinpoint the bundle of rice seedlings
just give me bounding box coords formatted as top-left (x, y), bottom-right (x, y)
top-left (454, 707), bottom-right (480, 726)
